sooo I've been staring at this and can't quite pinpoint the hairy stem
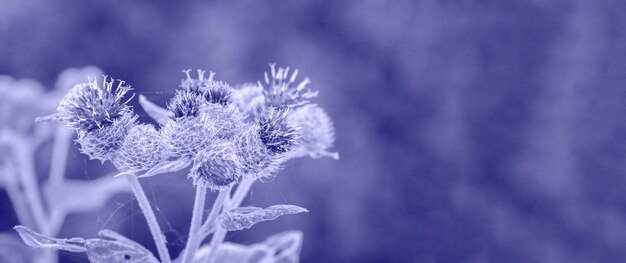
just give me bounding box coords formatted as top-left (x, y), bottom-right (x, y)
top-left (199, 189), bottom-right (230, 241)
top-left (206, 177), bottom-right (255, 262)
top-left (180, 186), bottom-right (207, 263)
top-left (125, 175), bottom-right (171, 263)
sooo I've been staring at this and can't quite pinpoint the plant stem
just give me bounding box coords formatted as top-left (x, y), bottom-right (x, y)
top-left (180, 186), bottom-right (207, 263)
top-left (125, 175), bottom-right (171, 263)
top-left (205, 178), bottom-right (255, 263)
top-left (199, 189), bottom-right (230, 241)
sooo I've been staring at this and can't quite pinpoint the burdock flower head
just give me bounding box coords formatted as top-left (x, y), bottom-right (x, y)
top-left (231, 83), bottom-right (266, 121)
top-left (181, 69), bottom-right (232, 106)
top-left (259, 64), bottom-right (318, 109)
top-left (258, 107), bottom-right (301, 155)
top-left (55, 76), bottom-right (137, 162)
top-left (161, 71), bottom-right (242, 158)
top-left (189, 140), bottom-right (242, 190)
top-left (112, 124), bottom-right (166, 172)
top-left (288, 104), bottom-right (338, 159)
top-left (56, 76), bottom-right (134, 132)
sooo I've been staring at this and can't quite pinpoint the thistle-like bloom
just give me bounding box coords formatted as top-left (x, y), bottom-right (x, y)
top-left (234, 123), bottom-right (280, 179)
top-left (76, 109), bottom-right (137, 162)
top-left (259, 64), bottom-right (318, 108)
top-left (231, 83), bottom-right (266, 121)
top-left (288, 104), bottom-right (338, 159)
top-left (181, 69), bottom-right (232, 106)
top-left (112, 124), bottom-right (166, 171)
top-left (190, 140), bottom-right (242, 190)
top-left (258, 107), bottom-right (301, 155)
top-left (56, 76), bottom-right (133, 132)
top-left (167, 90), bottom-right (205, 119)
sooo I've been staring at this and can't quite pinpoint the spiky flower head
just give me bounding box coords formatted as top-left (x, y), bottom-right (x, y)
top-left (160, 115), bottom-right (219, 158)
top-left (180, 69), bottom-right (213, 94)
top-left (190, 140), bottom-right (242, 190)
top-left (234, 123), bottom-right (280, 179)
top-left (76, 109), bottom-right (137, 163)
top-left (288, 104), bottom-right (338, 159)
top-left (56, 76), bottom-right (133, 132)
top-left (112, 124), bottom-right (166, 171)
top-left (258, 107), bottom-right (301, 155)
top-left (201, 81), bottom-right (232, 106)
top-left (180, 69), bottom-right (232, 106)
top-left (259, 63), bottom-right (318, 108)
top-left (231, 83), bottom-right (266, 121)
top-left (167, 90), bottom-right (205, 119)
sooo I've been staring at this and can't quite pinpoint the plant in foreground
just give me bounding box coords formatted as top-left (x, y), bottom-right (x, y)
top-left (14, 64), bottom-right (338, 263)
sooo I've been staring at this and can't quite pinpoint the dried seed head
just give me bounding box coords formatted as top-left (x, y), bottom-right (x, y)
top-left (259, 63), bottom-right (318, 108)
top-left (190, 141), bottom-right (241, 190)
top-left (231, 83), bottom-right (266, 121)
top-left (234, 123), bottom-right (280, 179)
top-left (258, 107), bottom-right (301, 155)
top-left (76, 109), bottom-right (138, 163)
top-left (56, 76), bottom-right (133, 132)
top-left (167, 90), bottom-right (204, 119)
top-left (288, 104), bottom-right (338, 159)
top-left (112, 124), bottom-right (166, 171)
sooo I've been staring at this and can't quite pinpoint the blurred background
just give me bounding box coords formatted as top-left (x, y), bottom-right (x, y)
top-left (2, 0), bottom-right (626, 262)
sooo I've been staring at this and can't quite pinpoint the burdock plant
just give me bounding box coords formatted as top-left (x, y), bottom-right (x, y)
top-left (14, 64), bottom-right (338, 263)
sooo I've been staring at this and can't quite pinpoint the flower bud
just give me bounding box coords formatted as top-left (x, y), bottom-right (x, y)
top-left (56, 76), bottom-right (133, 132)
top-left (167, 90), bottom-right (204, 119)
top-left (231, 83), bottom-right (266, 121)
top-left (112, 124), bottom-right (166, 171)
top-left (76, 109), bottom-right (137, 163)
top-left (288, 104), bottom-right (338, 159)
top-left (258, 107), bottom-right (301, 155)
top-left (234, 123), bottom-right (279, 179)
top-left (190, 141), bottom-right (241, 189)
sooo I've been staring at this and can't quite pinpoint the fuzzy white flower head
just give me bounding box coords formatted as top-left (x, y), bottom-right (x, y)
top-left (288, 104), bottom-right (338, 159)
top-left (259, 64), bottom-right (318, 108)
top-left (258, 107), bottom-right (301, 156)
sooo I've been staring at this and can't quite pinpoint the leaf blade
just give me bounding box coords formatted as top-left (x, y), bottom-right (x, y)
top-left (220, 205), bottom-right (308, 231)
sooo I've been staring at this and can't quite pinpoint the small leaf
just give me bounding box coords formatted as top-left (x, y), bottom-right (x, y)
top-left (139, 94), bottom-right (172, 125)
top-left (13, 225), bottom-right (86, 253)
top-left (85, 230), bottom-right (159, 263)
top-left (220, 205), bottom-right (308, 231)
top-left (136, 157), bottom-right (192, 178)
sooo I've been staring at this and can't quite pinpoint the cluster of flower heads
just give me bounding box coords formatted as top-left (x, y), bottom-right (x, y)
top-left (54, 65), bottom-right (337, 190)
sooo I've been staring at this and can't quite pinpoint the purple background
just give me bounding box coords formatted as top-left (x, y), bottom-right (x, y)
top-left (2, 0), bottom-right (626, 262)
